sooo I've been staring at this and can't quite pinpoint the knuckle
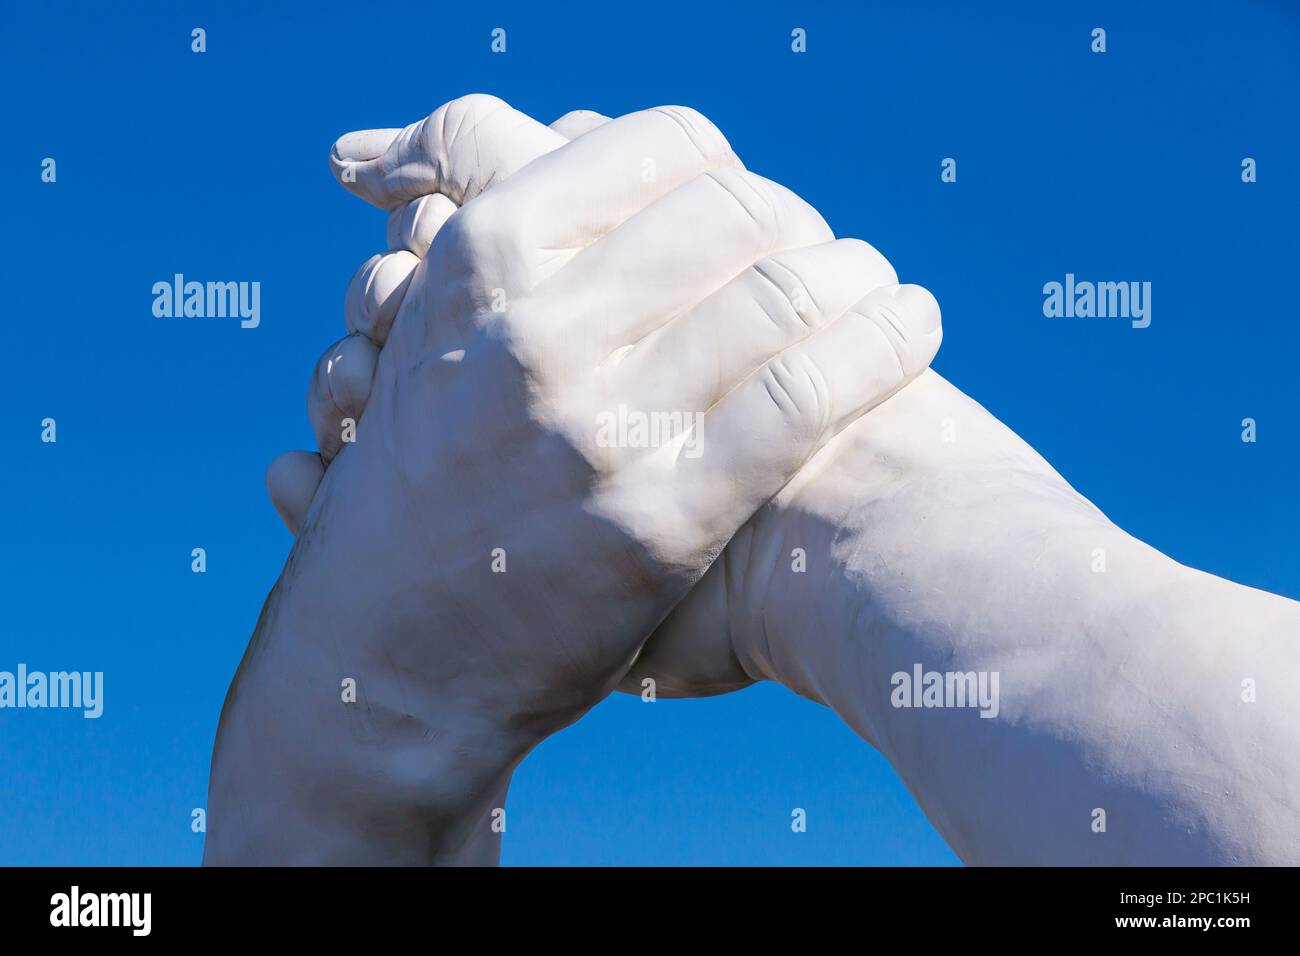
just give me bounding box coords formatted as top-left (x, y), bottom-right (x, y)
top-left (854, 285), bottom-right (943, 378)
top-left (443, 197), bottom-right (515, 269)
top-left (750, 257), bottom-right (824, 334)
top-left (707, 167), bottom-right (780, 250)
top-left (760, 176), bottom-right (832, 247)
top-left (848, 303), bottom-right (910, 380)
top-left (433, 94), bottom-right (510, 143)
top-left (433, 201), bottom-right (534, 331)
top-left (650, 105), bottom-right (733, 163)
top-left (418, 95), bottom-right (512, 195)
top-left (758, 349), bottom-right (832, 438)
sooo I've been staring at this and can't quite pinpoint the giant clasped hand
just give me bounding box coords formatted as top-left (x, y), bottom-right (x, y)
top-left (207, 96), bottom-right (941, 864)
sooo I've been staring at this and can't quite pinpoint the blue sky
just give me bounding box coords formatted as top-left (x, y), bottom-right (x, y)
top-left (1, 0), bottom-right (1296, 865)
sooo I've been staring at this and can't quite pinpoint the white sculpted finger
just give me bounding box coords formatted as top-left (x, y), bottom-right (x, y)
top-left (344, 250), bottom-right (419, 345)
top-left (754, 174), bottom-right (833, 247)
top-left (329, 94), bottom-right (566, 210)
top-left (609, 284), bottom-right (941, 562)
top-left (617, 238), bottom-right (896, 415)
top-left (830, 283), bottom-right (944, 390)
top-left (463, 105), bottom-right (741, 269)
top-left (386, 193), bottom-right (458, 258)
top-left (536, 167), bottom-right (807, 349)
top-left (308, 333), bottom-right (380, 463)
top-left (724, 283), bottom-right (940, 450)
top-left (331, 128), bottom-right (402, 163)
top-left (265, 451), bottom-right (324, 536)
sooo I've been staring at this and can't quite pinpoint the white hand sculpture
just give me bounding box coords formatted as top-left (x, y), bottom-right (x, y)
top-left (207, 95), bottom-right (941, 864)
top-left (270, 105), bottom-right (939, 696)
top-left (267, 98), bottom-right (1300, 866)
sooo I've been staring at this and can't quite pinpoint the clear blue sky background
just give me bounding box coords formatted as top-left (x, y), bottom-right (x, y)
top-left (2, 0), bottom-right (1296, 865)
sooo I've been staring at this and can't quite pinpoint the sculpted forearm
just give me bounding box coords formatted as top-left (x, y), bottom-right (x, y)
top-left (720, 370), bottom-right (1300, 863)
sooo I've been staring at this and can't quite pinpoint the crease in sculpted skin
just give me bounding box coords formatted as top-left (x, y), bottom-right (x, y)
top-left (207, 95), bottom-right (1300, 866)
